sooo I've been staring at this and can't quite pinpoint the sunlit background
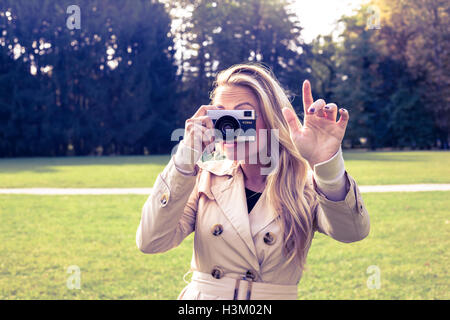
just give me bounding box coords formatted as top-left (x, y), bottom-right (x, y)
top-left (290, 0), bottom-right (367, 42)
top-left (0, 0), bottom-right (449, 301)
top-left (0, 0), bottom-right (448, 157)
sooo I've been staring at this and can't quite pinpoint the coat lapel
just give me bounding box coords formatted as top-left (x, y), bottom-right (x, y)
top-left (210, 165), bottom-right (260, 272)
top-left (248, 190), bottom-right (279, 238)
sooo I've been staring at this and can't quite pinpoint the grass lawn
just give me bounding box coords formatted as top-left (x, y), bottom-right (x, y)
top-left (0, 152), bottom-right (448, 299)
top-left (0, 151), bottom-right (449, 188)
top-left (0, 191), bottom-right (448, 299)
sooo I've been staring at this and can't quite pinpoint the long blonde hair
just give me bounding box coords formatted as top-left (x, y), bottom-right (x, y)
top-left (209, 63), bottom-right (318, 268)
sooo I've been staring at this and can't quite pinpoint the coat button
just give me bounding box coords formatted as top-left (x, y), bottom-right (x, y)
top-left (211, 266), bottom-right (224, 279)
top-left (160, 193), bottom-right (169, 207)
top-left (245, 269), bottom-right (256, 281)
top-left (263, 232), bottom-right (276, 245)
top-left (211, 224), bottom-right (223, 236)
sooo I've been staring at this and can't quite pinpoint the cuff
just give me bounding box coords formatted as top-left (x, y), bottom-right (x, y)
top-left (173, 140), bottom-right (202, 175)
top-left (313, 146), bottom-right (345, 185)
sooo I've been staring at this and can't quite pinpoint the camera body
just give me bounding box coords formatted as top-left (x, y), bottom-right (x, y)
top-left (207, 109), bottom-right (257, 142)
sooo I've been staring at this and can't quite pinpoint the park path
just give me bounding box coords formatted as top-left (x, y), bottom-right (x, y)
top-left (0, 184), bottom-right (450, 195)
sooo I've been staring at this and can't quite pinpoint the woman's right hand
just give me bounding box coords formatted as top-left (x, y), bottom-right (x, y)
top-left (184, 105), bottom-right (217, 153)
top-left (175, 105), bottom-right (218, 170)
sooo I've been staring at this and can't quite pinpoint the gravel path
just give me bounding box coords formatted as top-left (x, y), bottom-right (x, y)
top-left (0, 184), bottom-right (449, 195)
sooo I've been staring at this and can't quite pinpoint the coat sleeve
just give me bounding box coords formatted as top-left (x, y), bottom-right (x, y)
top-left (312, 171), bottom-right (370, 243)
top-left (136, 156), bottom-right (200, 253)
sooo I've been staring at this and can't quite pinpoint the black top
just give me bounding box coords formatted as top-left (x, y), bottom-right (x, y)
top-left (245, 187), bottom-right (262, 214)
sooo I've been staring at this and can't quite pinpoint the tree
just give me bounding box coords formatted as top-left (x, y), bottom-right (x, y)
top-left (0, 0), bottom-right (180, 156)
top-left (311, 3), bottom-right (437, 149)
top-left (372, 0), bottom-right (450, 148)
top-left (177, 0), bottom-right (311, 118)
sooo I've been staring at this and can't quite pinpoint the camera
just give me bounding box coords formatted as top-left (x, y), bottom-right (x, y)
top-left (207, 109), bottom-right (257, 142)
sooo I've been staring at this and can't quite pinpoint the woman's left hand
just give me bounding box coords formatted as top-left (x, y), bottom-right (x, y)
top-left (282, 80), bottom-right (349, 168)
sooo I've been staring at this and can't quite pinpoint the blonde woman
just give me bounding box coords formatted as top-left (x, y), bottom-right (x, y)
top-left (136, 63), bottom-right (370, 300)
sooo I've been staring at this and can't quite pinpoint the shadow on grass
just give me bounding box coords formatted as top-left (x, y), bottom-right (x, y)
top-left (0, 155), bottom-right (171, 173)
top-left (342, 151), bottom-right (448, 162)
top-left (1, 151), bottom-right (448, 173)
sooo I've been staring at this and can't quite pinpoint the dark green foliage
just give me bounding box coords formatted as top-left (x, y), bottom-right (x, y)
top-left (0, 0), bottom-right (446, 156)
top-left (0, 0), bottom-right (179, 156)
top-left (178, 0), bottom-right (311, 118)
top-left (310, 5), bottom-right (439, 149)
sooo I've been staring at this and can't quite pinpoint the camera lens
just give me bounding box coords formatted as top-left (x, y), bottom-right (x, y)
top-left (214, 115), bottom-right (240, 141)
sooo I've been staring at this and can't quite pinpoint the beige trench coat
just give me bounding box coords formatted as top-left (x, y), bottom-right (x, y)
top-left (136, 155), bottom-right (370, 300)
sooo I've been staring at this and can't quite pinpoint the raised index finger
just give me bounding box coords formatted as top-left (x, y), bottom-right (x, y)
top-left (302, 80), bottom-right (314, 114)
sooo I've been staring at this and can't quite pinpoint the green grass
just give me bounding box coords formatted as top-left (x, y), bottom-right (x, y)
top-left (0, 155), bottom-right (168, 188)
top-left (0, 151), bottom-right (449, 188)
top-left (342, 151), bottom-right (450, 185)
top-left (0, 152), bottom-right (448, 299)
top-left (299, 191), bottom-right (449, 299)
top-left (0, 194), bottom-right (191, 300)
top-left (0, 192), bottom-right (448, 299)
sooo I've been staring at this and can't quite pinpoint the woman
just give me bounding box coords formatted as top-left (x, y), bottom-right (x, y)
top-left (136, 63), bottom-right (370, 300)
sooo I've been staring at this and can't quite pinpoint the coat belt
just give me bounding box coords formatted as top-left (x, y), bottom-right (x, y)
top-left (183, 271), bottom-right (298, 300)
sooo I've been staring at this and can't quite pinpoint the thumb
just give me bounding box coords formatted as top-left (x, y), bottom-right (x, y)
top-left (282, 107), bottom-right (302, 135)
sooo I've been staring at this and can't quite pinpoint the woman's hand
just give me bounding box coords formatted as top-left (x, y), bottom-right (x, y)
top-left (282, 80), bottom-right (349, 168)
top-left (181, 105), bottom-right (217, 164)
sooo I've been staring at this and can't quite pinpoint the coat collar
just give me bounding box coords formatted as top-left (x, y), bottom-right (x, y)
top-left (197, 159), bottom-right (279, 273)
top-left (196, 158), bottom-right (240, 177)
top-left (196, 159), bottom-right (239, 201)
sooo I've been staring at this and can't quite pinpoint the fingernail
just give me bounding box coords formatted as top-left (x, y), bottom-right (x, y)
top-left (324, 106), bottom-right (330, 110)
top-left (308, 107), bottom-right (315, 113)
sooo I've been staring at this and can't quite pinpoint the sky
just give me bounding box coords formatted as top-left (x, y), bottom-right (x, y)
top-left (290, 0), bottom-right (368, 43)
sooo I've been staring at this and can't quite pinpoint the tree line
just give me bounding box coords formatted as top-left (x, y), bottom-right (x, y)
top-left (0, 0), bottom-right (448, 157)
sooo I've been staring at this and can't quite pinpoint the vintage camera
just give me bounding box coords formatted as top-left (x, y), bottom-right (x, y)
top-left (206, 109), bottom-right (257, 142)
